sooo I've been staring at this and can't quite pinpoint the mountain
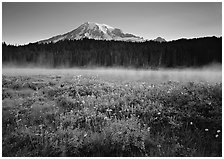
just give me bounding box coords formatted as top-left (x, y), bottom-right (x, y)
top-left (38, 22), bottom-right (145, 43)
top-left (154, 37), bottom-right (166, 42)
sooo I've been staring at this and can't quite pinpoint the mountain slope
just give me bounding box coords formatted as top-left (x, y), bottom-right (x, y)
top-left (39, 22), bottom-right (144, 43)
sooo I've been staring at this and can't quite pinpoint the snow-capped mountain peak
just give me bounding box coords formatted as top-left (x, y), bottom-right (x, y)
top-left (83, 22), bottom-right (115, 34)
top-left (38, 22), bottom-right (145, 43)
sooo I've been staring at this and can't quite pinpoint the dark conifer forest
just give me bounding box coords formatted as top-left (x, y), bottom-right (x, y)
top-left (2, 36), bottom-right (222, 68)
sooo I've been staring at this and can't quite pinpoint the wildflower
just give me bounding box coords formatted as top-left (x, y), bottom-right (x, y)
top-left (104, 116), bottom-right (108, 120)
top-left (205, 128), bottom-right (209, 131)
top-left (17, 119), bottom-right (22, 122)
top-left (141, 141), bottom-right (146, 150)
top-left (217, 130), bottom-right (221, 133)
top-left (84, 133), bottom-right (87, 137)
top-left (147, 127), bottom-right (151, 132)
top-left (106, 108), bottom-right (112, 112)
top-left (215, 134), bottom-right (219, 138)
top-left (157, 112), bottom-right (161, 115)
top-left (190, 122), bottom-right (193, 125)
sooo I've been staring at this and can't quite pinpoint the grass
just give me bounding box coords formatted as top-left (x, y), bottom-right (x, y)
top-left (2, 69), bottom-right (222, 157)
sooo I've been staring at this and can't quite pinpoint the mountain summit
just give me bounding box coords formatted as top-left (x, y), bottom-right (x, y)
top-left (39, 22), bottom-right (145, 43)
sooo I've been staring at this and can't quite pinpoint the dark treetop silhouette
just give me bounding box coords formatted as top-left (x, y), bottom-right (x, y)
top-left (2, 36), bottom-right (221, 68)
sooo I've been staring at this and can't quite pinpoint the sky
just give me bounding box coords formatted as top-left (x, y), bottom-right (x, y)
top-left (2, 2), bottom-right (222, 45)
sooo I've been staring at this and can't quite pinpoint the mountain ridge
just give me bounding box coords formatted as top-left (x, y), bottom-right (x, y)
top-left (38, 22), bottom-right (145, 43)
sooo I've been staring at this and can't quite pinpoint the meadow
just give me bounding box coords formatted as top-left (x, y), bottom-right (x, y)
top-left (2, 67), bottom-right (222, 156)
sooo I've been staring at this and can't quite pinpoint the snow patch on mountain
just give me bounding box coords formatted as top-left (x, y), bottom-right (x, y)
top-left (38, 22), bottom-right (145, 44)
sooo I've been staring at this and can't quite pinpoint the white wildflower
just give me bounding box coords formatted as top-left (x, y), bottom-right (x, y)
top-left (104, 116), bottom-right (108, 120)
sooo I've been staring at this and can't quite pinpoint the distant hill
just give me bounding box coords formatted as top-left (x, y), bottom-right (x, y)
top-left (154, 37), bottom-right (166, 42)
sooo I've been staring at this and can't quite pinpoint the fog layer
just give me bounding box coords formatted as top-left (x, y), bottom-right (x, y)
top-left (2, 65), bottom-right (222, 84)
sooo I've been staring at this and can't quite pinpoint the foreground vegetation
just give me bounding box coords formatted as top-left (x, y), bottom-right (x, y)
top-left (2, 74), bottom-right (222, 156)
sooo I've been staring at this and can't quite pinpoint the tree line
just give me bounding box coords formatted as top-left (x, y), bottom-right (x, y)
top-left (2, 36), bottom-right (222, 68)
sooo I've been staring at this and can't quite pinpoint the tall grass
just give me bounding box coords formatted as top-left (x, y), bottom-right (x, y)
top-left (2, 74), bottom-right (222, 157)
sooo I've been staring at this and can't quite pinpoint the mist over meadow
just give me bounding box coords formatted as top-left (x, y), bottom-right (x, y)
top-left (2, 36), bottom-right (222, 85)
top-left (2, 63), bottom-right (222, 84)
